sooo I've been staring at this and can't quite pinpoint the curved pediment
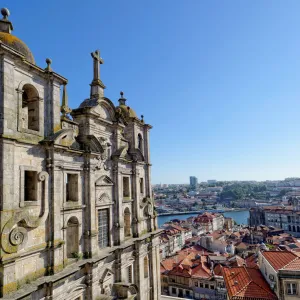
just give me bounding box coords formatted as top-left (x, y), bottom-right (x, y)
top-left (100, 268), bottom-right (115, 283)
top-left (95, 175), bottom-right (114, 186)
top-left (90, 97), bottom-right (116, 122)
top-left (42, 129), bottom-right (81, 149)
top-left (76, 134), bottom-right (104, 153)
top-left (112, 145), bottom-right (132, 161)
top-left (128, 148), bottom-right (145, 162)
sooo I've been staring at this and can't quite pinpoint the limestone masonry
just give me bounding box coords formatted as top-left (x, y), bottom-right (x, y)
top-left (0, 7), bottom-right (161, 300)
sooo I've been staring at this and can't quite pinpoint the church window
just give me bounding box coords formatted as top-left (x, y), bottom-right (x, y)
top-left (66, 174), bottom-right (78, 202)
top-left (66, 216), bottom-right (79, 258)
top-left (138, 134), bottom-right (143, 153)
top-left (124, 208), bottom-right (131, 237)
top-left (98, 209), bottom-right (109, 248)
top-left (123, 177), bottom-right (130, 198)
top-left (24, 171), bottom-right (38, 201)
top-left (22, 84), bottom-right (40, 131)
top-left (140, 178), bottom-right (144, 194)
top-left (144, 256), bottom-right (149, 278)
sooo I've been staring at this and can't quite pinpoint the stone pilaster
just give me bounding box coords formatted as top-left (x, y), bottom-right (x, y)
top-left (132, 163), bottom-right (142, 237)
top-left (50, 152), bottom-right (64, 274)
top-left (83, 155), bottom-right (97, 258)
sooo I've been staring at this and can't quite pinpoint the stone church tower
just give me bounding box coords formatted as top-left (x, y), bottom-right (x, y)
top-left (0, 8), bottom-right (161, 300)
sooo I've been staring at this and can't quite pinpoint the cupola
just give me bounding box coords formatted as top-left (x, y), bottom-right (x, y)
top-left (0, 8), bottom-right (35, 64)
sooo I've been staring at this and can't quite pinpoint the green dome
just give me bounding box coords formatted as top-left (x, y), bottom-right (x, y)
top-left (118, 104), bottom-right (138, 119)
top-left (0, 31), bottom-right (35, 64)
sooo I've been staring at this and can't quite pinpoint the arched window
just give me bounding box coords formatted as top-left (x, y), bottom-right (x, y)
top-left (22, 84), bottom-right (39, 131)
top-left (289, 225), bottom-right (292, 231)
top-left (293, 226), bottom-right (296, 232)
top-left (144, 256), bottom-right (149, 278)
top-left (66, 217), bottom-right (79, 258)
top-left (124, 208), bottom-right (131, 237)
top-left (138, 134), bottom-right (143, 153)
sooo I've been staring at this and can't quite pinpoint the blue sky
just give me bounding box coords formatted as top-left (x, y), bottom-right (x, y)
top-left (4, 1), bottom-right (300, 183)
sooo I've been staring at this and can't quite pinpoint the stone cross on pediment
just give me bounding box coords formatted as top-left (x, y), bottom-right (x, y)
top-left (90, 50), bottom-right (106, 97)
top-left (91, 50), bottom-right (103, 80)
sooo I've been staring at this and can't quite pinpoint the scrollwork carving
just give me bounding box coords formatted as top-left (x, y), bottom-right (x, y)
top-left (1, 171), bottom-right (49, 254)
top-left (10, 226), bottom-right (27, 247)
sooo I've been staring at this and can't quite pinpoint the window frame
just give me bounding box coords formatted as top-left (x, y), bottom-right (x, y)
top-left (98, 208), bottom-right (109, 249)
top-left (20, 166), bottom-right (42, 207)
top-left (286, 282), bottom-right (298, 295)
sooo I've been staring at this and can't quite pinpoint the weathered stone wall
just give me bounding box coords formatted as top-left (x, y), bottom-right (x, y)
top-left (0, 36), bottom-right (160, 300)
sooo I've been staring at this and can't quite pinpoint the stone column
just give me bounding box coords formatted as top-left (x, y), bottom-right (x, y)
top-left (133, 241), bottom-right (144, 300)
top-left (50, 149), bottom-right (64, 274)
top-left (44, 76), bottom-right (61, 136)
top-left (115, 248), bottom-right (122, 282)
top-left (132, 163), bottom-right (142, 237)
top-left (149, 237), bottom-right (161, 300)
top-left (83, 155), bottom-right (97, 258)
top-left (113, 161), bottom-right (124, 245)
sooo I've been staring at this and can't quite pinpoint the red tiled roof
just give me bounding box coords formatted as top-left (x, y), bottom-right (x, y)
top-left (229, 255), bottom-right (245, 267)
top-left (213, 264), bottom-right (223, 276)
top-left (262, 250), bottom-right (297, 271)
top-left (282, 258), bottom-right (300, 270)
top-left (245, 254), bottom-right (259, 269)
top-left (161, 249), bottom-right (213, 279)
top-left (223, 266), bottom-right (278, 300)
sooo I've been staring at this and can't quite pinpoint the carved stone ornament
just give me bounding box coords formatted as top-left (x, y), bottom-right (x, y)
top-left (1, 171), bottom-right (49, 253)
top-left (95, 137), bottom-right (111, 170)
top-left (147, 204), bottom-right (153, 216)
top-left (10, 226), bottom-right (28, 247)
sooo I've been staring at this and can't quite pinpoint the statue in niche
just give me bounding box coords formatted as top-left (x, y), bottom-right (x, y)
top-left (96, 137), bottom-right (111, 170)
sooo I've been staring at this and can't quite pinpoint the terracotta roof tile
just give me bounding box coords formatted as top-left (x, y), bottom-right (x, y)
top-left (262, 250), bottom-right (297, 271)
top-left (245, 254), bottom-right (259, 269)
top-left (223, 266), bottom-right (278, 300)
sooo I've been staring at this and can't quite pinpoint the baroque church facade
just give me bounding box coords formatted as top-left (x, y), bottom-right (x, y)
top-left (0, 8), bottom-right (161, 300)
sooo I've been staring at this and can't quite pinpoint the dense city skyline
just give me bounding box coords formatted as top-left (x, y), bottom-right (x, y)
top-left (6, 1), bottom-right (300, 184)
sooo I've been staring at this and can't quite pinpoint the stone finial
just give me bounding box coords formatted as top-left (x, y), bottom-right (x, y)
top-left (45, 58), bottom-right (52, 72)
top-left (90, 50), bottom-right (105, 98)
top-left (1, 8), bottom-right (9, 19)
top-left (0, 8), bottom-right (13, 33)
top-left (61, 84), bottom-right (72, 119)
top-left (118, 91), bottom-right (127, 105)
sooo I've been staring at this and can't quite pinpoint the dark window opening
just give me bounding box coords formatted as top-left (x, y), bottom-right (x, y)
top-left (123, 177), bottom-right (130, 198)
top-left (66, 174), bottom-right (78, 202)
top-left (24, 171), bottom-right (38, 201)
top-left (138, 134), bottom-right (143, 153)
top-left (22, 84), bottom-right (39, 131)
top-left (140, 178), bottom-right (144, 194)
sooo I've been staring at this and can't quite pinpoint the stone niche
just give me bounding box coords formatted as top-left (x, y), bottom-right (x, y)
top-left (95, 175), bottom-right (114, 207)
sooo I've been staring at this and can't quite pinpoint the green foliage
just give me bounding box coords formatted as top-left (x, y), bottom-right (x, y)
top-left (72, 252), bottom-right (83, 260)
top-left (278, 189), bottom-right (292, 197)
top-left (220, 183), bottom-right (267, 201)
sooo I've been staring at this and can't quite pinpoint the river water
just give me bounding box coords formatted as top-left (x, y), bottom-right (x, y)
top-left (157, 210), bottom-right (250, 228)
